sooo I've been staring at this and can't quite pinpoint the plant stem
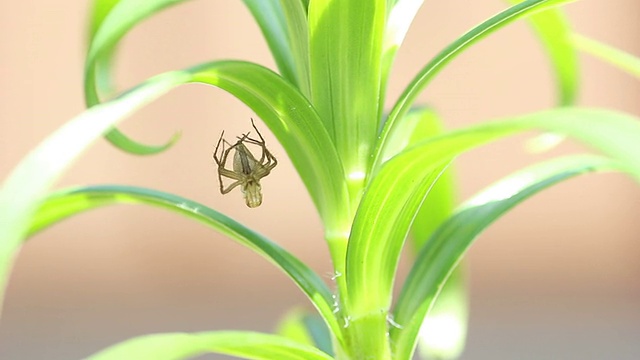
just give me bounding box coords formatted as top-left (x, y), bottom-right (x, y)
top-left (343, 310), bottom-right (392, 360)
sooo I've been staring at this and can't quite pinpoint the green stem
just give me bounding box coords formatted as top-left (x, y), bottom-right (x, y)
top-left (326, 233), bottom-right (349, 308)
top-left (343, 311), bottom-right (392, 360)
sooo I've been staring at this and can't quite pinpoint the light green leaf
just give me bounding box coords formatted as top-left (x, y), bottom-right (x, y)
top-left (309, 0), bottom-right (387, 199)
top-left (85, 0), bottom-right (349, 224)
top-left (87, 0), bottom-right (122, 40)
top-left (417, 264), bottom-right (467, 360)
top-left (381, 0), bottom-right (425, 120)
top-left (87, 0), bottom-right (123, 97)
top-left (390, 155), bottom-right (624, 359)
top-left (179, 61), bottom-right (349, 229)
top-left (373, 0), bottom-right (578, 172)
top-left (344, 161), bottom-right (449, 360)
top-left (0, 61), bottom-right (350, 313)
top-left (86, 331), bottom-right (333, 360)
top-left (29, 185), bottom-right (342, 341)
top-left (177, 62), bottom-right (351, 228)
top-left (571, 33), bottom-right (640, 79)
top-left (242, 0), bottom-right (311, 94)
top-left (85, 0), bottom-right (193, 154)
top-left (396, 108), bottom-right (457, 252)
top-left (277, 0), bottom-right (311, 96)
top-left (505, 0), bottom-right (579, 106)
top-left (346, 160), bottom-right (449, 314)
top-left (86, 0), bottom-right (313, 154)
top-left (389, 109), bottom-right (464, 360)
top-left (344, 107), bottom-right (640, 359)
top-left (276, 309), bottom-right (334, 356)
top-left (0, 75), bottom-right (185, 310)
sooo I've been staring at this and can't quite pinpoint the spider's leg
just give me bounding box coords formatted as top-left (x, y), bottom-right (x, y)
top-left (218, 167), bottom-right (243, 181)
top-left (220, 179), bottom-right (243, 194)
top-left (237, 132), bottom-right (251, 142)
top-left (251, 118), bottom-right (267, 143)
top-left (213, 131), bottom-right (225, 165)
top-left (265, 147), bottom-right (278, 170)
top-left (215, 140), bottom-right (246, 193)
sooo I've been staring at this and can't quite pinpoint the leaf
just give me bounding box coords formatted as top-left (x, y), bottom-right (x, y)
top-left (344, 161), bottom-right (450, 360)
top-left (505, 0), bottom-right (579, 106)
top-left (85, 331), bottom-right (333, 360)
top-left (372, 0), bottom-right (578, 172)
top-left (397, 108), bottom-right (457, 252)
top-left (0, 61), bottom-right (351, 313)
top-left (183, 61), bottom-right (350, 229)
top-left (344, 107), bottom-right (640, 358)
top-left (381, 0), bottom-right (425, 120)
top-left (0, 75), bottom-right (185, 310)
top-left (86, 0), bottom-right (314, 152)
top-left (390, 109), bottom-right (465, 360)
top-left (85, 0), bottom-right (194, 154)
top-left (571, 33), bottom-right (640, 79)
top-left (309, 0), bottom-right (387, 196)
top-left (346, 159), bottom-right (449, 315)
top-left (87, 0), bottom-right (122, 40)
top-left (276, 309), bottom-right (334, 357)
top-left (390, 155), bottom-right (625, 359)
top-left (416, 264), bottom-right (467, 360)
top-left (242, 0), bottom-right (311, 94)
top-left (277, 0), bottom-right (311, 96)
top-left (86, 0), bottom-right (123, 97)
top-left (29, 185), bottom-right (343, 341)
top-left (158, 62), bottom-right (351, 228)
top-left (85, 0), bottom-right (350, 224)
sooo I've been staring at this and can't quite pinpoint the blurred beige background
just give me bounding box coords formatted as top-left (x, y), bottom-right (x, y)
top-left (1, 0), bottom-right (639, 359)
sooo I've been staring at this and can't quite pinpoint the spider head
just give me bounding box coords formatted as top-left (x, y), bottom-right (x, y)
top-left (241, 180), bottom-right (263, 208)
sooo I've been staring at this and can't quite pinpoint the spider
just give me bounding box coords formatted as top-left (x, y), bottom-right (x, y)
top-left (212, 118), bottom-right (278, 208)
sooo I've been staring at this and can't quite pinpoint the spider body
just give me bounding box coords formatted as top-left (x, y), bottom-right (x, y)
top-left (213, 119), bottom-right (277, 208)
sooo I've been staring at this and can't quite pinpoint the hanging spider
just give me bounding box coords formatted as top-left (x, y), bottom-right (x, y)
top-left (213, 118), bottom-right (278, 208)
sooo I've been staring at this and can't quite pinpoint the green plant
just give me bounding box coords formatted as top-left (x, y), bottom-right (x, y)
top-left (1, 0), bottom-right (639, 359)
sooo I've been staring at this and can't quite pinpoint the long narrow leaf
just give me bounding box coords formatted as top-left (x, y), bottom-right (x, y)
top-left (86, 331), bottom-right (333, 360)
top-left (344, 107), bottom-right (640, 348)
top-left (0, 75), bottom-right (187, 310)
top-left (29, 185), bottom-right (342, 341)
top-left (381, 0), bottom-right (425, 122)
top-left (85, 0), bottom-right (193, 154)
top-left (416, 264), bottom-right (467, 360)
top-left (87, 0), bottom-right (122, 97)
top-left (398, 108), bottom-right (457, 252)
top-left (309, 0), bottom-right (387, 198)
top-left (0, 61), bottom-right (351, 314)
top-left (373, 0), bottom-right (577, 172)
top-left (183, 61), bottom-right (349, 229)
top-left (390, 155), bottom-right (624, 359)
top-left (571, 34), bottom-right (640, 79)
top-left (277, 0), bottom-right (311, 97)
top-left (276, 309), bottom-right (333, 356)
top-left (505, 0), bottom-right (579, 105)
top-left (242, 0), bottom-right (311, 94)
top-left (394, 109), bottom-right (465, 360)
top-left (344, 162), bottom-right (449, 360)
top-left (86, 1), bottom-right (349, 224)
